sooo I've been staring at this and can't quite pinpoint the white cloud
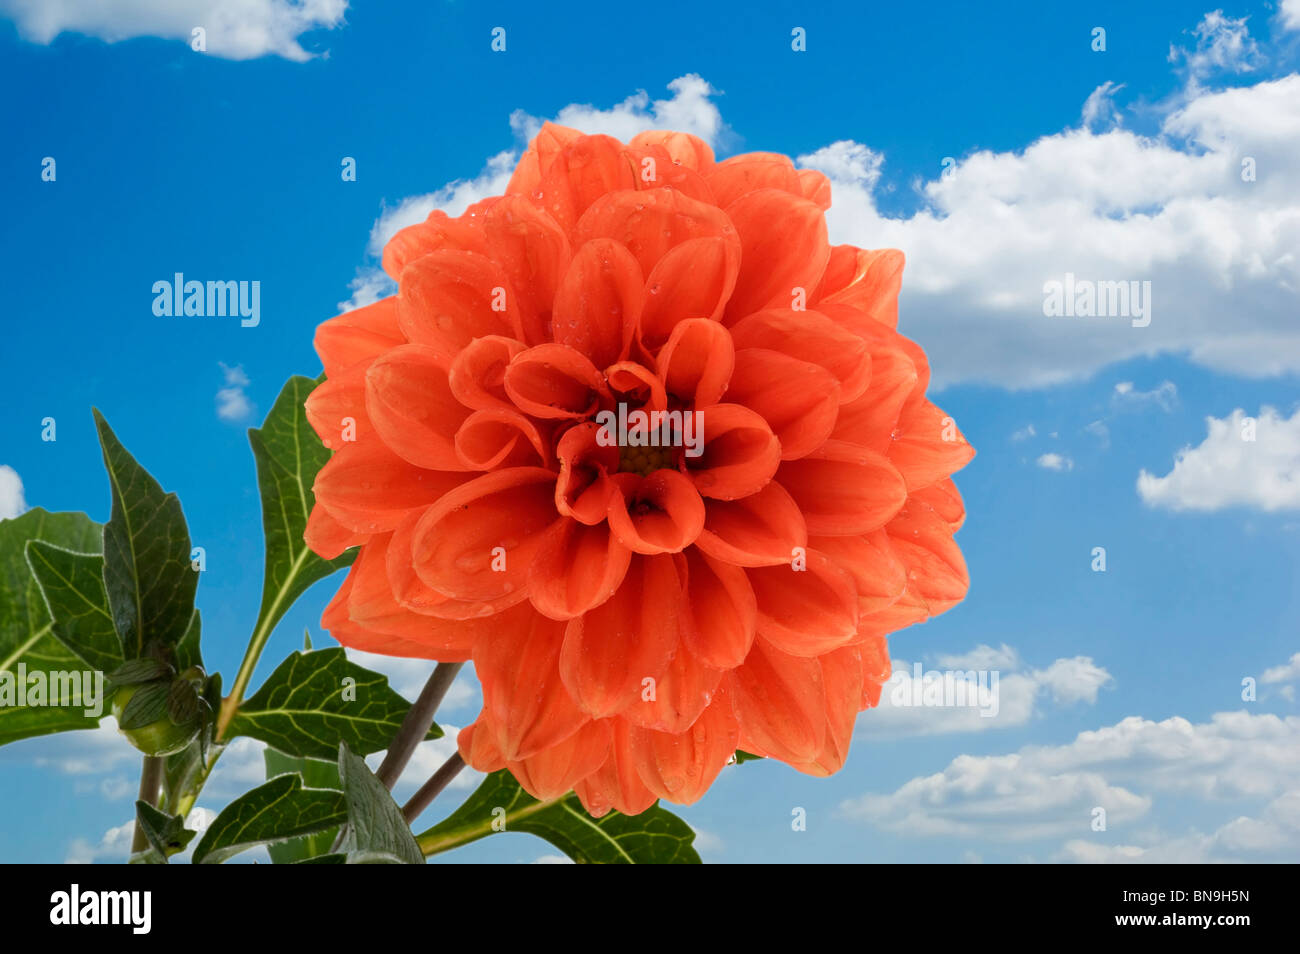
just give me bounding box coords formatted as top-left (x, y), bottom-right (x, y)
top-left (0, 0), bottom-right (348, 61)
top-left (1169, 11), bottom-right (1263, 84)
top-left (1138, 406), bottom-right (1300, 511)
top-left (1081, 81), bottom-right (1125, 130)
top-left (215, 362), bottom-right (253, 423)
top-left (1113, 380), bottom-right (1178, 411)
top-left (1037, 452), bottom-right (1073, 472)
top-left (339, 77), bottom-right (726, 312)
top-left (800, 69), bottom-right (1300, 389)
top-left (343, 649), bottom-right (479, 715)
top-left (1262, 652), bottom-right (1300, 685)
top-left (858, 646), bottom-right (1111, 737)
top-left (1010, 424), bottom-right (1036, 442)
top-left (64, 820), bottom-right (134, 864)
top-left (1283, 0), bottom-right (1300, 32)
top-left (843, 710), bottom-right (1300, 852)
top-left (0, 465), bottom-right (26, 519)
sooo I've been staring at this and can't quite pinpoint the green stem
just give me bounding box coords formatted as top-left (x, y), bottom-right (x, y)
top-left (131, 756), bottom-right (164, 853)
top-left (415, 793), bottom-right (557, 857)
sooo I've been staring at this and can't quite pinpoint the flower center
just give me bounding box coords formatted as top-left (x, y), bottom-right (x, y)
top-left (618, 443), bottom-right (673, 476)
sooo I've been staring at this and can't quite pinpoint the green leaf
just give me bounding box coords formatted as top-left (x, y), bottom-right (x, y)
top-left (175, 609), bottom-right (202, 672)
top-left (118, 681), bottom-right (170, 729)
top-left (94, 409), bottom-right (197, 657)
top-left (264, 748), bottom-right (341, 864)
top-left (108, 657), bottom-right (171, 686)
top-left (24, 542), bottom-right (123, 672)
top-left (133, 800), bottom-right (196, 863)
top-left (417, 770), bottom-right (701, 864)
top-left (733, 750), bottom-right (764, 764)
top-left (192, 772), bottom-right (347, 865)
top-left (0, 509), bottom-right (106, 745)
top-left (248, 375), bottom-right (354, 648)
top-left (337, 742), bottom-right (424, 864)
top-left (295, 850), bottom-right (406, 864)
top-left (228, 648), bottom-right (441, 760)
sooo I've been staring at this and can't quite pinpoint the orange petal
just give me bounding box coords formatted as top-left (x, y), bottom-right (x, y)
top-left (314, 297), bottom-right (404, 379)
top-left (792, 645), bottom-right (864, 777)
top-left (605, 361), bottom-right (667, 413)
top-left (809, 529), bottom-right (907, 616)
top-left (911, 477), bottom-right (966, 531)
top-left (453, 408), bottom-right (547, 470)
top-left (385, 509), bottom-right (452, 615)
top-left (528, 517), bottom-right (632, 620)
top-left (573, 719), bottom-right (659, 818)
top-left (458, 715), bottom-right (507, 773)
top-left (815, 247), bottom-right (904, 328)
top-left (829, 334), bottom-right (917, 452)
top-left (448, 335), bottom-right (526, 412)
top-left (606, 469), bottom-right (706, 555)
top-left (886, 498), bottom-right (970, 617)
top-left (304, 502), bottom-right (367, 560)
top-left (729, 637), bottom-right (826, 764)
top-left (346, 533), bottom-right (475, 659)
top-left (627, 130), bottom-right (716, 171)
top-left (622, 638), bottom-right (724, 735)
top-left (796, 168), bottom-right (832, 211)
top-left (629, 683), bottom-right (739, 804)
top-left (554, 422), bottom-right (619, 525)
top-left (725, 348), bottom-right (840, 460)
top-left (508, 121), bottom-right (586, 195)
top-left (560, 553), bottom-right (682, 718)
top-left (682, 546), bottom-right (756, 669)
top-left (504, 343), bottom-right (610, 420)
top-left (397, 249), bottom-right (521, 353)
top-left (538, 135), bottom-right (639, 235)
top-left (313, 440), bottom-right (469, 534)
top-left (723, 189), bottom-right (830, 322)
top-left (777, 440), bottom-right (907, 535)
top-left (694, 479), bottom-right (807, 567)
top-left (888, 398), bottom-right (976, 493)
top-left (474, 607), bottom-right (589, 760)
top-left (685, 402), bottom-right (780, 500)
top-left (551, 238), bottom-right (642, 367)
top-left (365, 344), bottom-right (473, 471)
top-left (411, 467), bottom-right (559, 601)
top-left (321, 566), bottom-right (441, 659)
top-left (481, 195), bottom-right (572, 346)
top-left (575, 186), bottom-right (738, 281)
top-left (705, 154), bottom-right (803, 209)
top-left (747, 550), bottom-right (860, 657)
top-left (506, 718), bottom-right (612, 802)
top-left (381, 210), bottom-right (488, 281)
top-left (728, 308), bottom-right (871, 403)
top-left (639, 237), bottom-right (740, 349)
top-left (305, 361), bottom-right (373, 451)
top-left (656, 317), bottom-right (735, 408)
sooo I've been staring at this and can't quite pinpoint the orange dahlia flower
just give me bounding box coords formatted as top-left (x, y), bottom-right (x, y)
top-left (305, 123), bottom-right (974, 816)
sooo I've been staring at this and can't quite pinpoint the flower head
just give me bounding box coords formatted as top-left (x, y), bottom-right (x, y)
top-left (305, 124), bottom-right (974, 815)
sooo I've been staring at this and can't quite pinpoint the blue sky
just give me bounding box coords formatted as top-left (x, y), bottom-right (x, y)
top-left (1, 0), bottom-right (1299, 863)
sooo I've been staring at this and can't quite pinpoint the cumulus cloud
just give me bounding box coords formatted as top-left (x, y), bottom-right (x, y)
top-left (843, 710), bottom-right (1300, 852)
top-left (1138, 406), bottom-right (1300, 511)
top-left (0, 465), bottom-right (26, 520)
top-left (800, 65), bottom-right (1300, 388)
top-left (1283, 0), bottom-right (1300, 32)
top-left (0, 0), bottom-right (348, 61)
top-left (858, 645), bottom-right (1111, 737)
top-left (215, 362), bottom-right (254, 423)
top-left (1037, 452), bottom-right (1074, 472)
